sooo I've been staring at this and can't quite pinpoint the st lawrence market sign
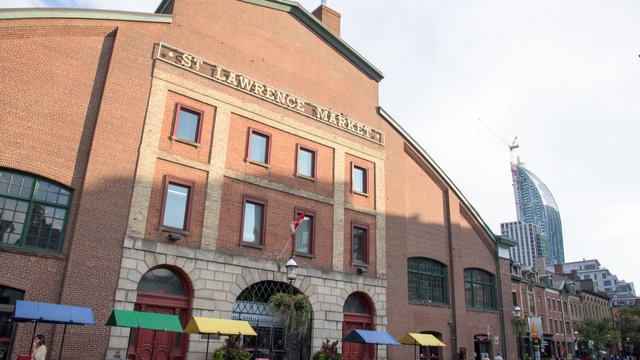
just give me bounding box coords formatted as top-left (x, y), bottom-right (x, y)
top-left (156, 43), bottom-right (384, 145)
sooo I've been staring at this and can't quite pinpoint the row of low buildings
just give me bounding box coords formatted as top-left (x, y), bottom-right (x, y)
top-left (0, 1), bottom-right (632, 360)
top-left (511, 258), bottom-right (614, 360)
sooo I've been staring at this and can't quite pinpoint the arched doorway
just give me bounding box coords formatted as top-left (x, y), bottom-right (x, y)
top-left (130, 267), bottom-right (192, 360)
top-left (342, 292), bottom-right (375, 360)
top-left (0, 286), bottom-right (24, 360)
top-left (232, 281), bottom-right (311, 360)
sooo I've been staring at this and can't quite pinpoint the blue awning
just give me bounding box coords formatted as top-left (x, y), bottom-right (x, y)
top-left (12, 300), bottom-right (94, 325)
top-left (342, 329), bottom-right (400, 345)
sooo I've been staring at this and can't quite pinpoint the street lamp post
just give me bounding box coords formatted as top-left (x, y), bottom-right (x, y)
top-left (514, 306), bottom-right (523, 360)
top-left (284, 256), bottom-right (298, 360)
top-left (574, 331), bottom-right (580, 359)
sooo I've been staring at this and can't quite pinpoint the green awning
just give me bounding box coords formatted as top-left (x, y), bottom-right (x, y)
top-left (106, 309), bottom-right (183, 333)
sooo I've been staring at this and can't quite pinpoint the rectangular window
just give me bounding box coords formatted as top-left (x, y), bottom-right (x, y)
top-left (173, 104), bottom-right (202, 143)
top-left (352, 223), bottom-right (368, 264)
top-left (161, 177), bottom-right (193, 231)
top-left (294, 210), bottom-right (314, 255)
top-left (296, 146), bottom-right (316, 179)
top-left (248, 129), bottom-right (271, 164)
top-left (512, 292), bottom-right (517, 307)
top-left (352, 164), bottom-right (368, 194)
top-left (241, 197), bottom-right (266, 246)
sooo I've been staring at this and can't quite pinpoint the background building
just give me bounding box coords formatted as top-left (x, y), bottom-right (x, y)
top-left (551, 259), bottom-right (638, 307)
top-left (501, 221), bottom-right (544, 268)
top-left (511, 161), bottom-right (564, 265)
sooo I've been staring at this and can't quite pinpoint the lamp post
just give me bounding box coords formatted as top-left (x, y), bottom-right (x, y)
top-left (574, 331), bottom-right (580, 359)
top-left (514, 306), bottom-right (523, 360)
top-left (284, 256), bottom-right (298, 360)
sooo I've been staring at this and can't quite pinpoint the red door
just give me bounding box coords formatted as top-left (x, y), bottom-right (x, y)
top-left (342, 316), bottom-right (374, 360)
top-left (129, 304), bottom-right (187, 360)
top-left (130, 267), bottom-right (191, 360)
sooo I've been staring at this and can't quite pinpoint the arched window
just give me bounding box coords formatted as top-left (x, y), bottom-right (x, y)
top-left (464, 268), bottom-right (496, 310)
top-left (137, 268), bottom-right (187, 296)
top-left (0, 169), bottom-right (71, 252)
top-left (233, 281), bottom-right (311, 360)
top-left (408, 257), bottom-right (448, 305)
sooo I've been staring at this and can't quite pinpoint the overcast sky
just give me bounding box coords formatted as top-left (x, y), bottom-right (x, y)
top-left (3, 0), bottom-right (639, 288)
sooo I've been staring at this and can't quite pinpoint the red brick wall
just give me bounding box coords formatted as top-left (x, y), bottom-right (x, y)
top-left (216, 177), bottom-right (334, 271)
top-left (158, 91), bottom-right (217, 163)
top-left (225, 112), bottom-right (335, 198)
top-left (144, 159), bottom-right (208, 247)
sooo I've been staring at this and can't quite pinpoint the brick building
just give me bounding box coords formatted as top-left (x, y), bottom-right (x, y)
top-left (0, 1), bottom-right (517, 359)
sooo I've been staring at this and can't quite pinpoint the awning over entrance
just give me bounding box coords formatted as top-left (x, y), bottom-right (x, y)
top-left (105, 309), bottom-right (182, 332)
top-left (184, 317), bottom-right (257, 336)
top-left (12, 300), bottom-right (94, 324)
top-left (342, 329), bottom-right (400, 345)
top-left (399, 333), bottom-right (446, 347)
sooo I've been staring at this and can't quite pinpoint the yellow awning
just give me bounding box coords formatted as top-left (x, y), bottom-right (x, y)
top-left (183, 317), bottom-right (257, 336)
top-left (398, 333), bottom-right (446, 347)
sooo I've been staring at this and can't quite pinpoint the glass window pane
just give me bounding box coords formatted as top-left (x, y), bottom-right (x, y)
top-left (243, 202), bottom-right (263, 243)
top-left (176, 108), bottom-right (200, 142)
top-left (353, 166), bottom-right (366, 193)
top-left (250, 132), bottom-right (269, 163)
top-left (298, 148), bottom-right (314, 177)
top-left (352, 226), bottom-right (366, 263)
top-left (163, 183), bottom-right (190, 229)
top-left (295, 215), bottom-right (311, 253)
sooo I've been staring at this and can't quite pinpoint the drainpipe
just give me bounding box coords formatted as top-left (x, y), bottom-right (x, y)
top-left (444, 190), bottom-right (458, 360)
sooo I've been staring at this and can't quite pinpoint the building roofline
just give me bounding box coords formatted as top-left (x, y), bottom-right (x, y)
top-left (237, 0), bottom-right (384, 82)
top-left (377, 106), bottom-right (497, 243)
top-left (0, 7), bottom-right (172, 23)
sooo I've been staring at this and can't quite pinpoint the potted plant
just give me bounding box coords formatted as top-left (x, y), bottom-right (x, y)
top-left (212, 336), bottom-right (250, 360)
top-left (312, 339), bottom-right (343, 360)
top-left (268, 292), bottom-right (311, 338)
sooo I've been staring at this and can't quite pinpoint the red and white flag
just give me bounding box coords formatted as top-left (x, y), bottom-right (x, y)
top-left (290, 212), bottom-right (307, 235)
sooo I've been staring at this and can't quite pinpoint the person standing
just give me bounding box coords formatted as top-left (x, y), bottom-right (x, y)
top-left (495, 353), bottom-right (504, 360)
top-left (31, 335), bottom-right (46, 360)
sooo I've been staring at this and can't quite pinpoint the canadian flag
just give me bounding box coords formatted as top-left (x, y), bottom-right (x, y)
top-left (290, 212), bottom-right (307, 235)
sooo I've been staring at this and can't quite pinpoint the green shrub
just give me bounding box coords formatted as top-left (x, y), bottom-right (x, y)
top-left (212, 337), bottom-right (250, 360)
top-left (312, 339), bottom-right (342, 360)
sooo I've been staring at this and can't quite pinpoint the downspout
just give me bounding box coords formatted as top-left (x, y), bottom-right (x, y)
top-left (444, 189), bottom-right (458, 360)
top-left (495, 240), bottom-right (508, 360)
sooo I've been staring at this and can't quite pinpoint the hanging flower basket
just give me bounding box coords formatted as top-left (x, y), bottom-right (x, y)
top-left (268, 292), bottom-right (311, 338)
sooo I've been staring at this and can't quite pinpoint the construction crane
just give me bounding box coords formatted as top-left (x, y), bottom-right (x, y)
top-left (477, 118), bottom-right (519, 163)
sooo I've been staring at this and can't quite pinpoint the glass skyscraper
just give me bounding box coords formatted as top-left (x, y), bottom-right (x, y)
top-left (512, 163), bottom-right (564, 265)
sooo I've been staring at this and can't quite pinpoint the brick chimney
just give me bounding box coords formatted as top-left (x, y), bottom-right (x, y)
top-left (312, 2), bottom-right (341, 35)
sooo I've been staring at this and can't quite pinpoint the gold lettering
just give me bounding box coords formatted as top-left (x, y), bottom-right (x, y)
top-left (347, 120), bottom-right (357, 132)
top-left (239, 76), bottom-right (254, 91)
top-left (286, 96), bottom-right (296, 108)
top-left (276, 91), bottom-right (287, 105)
top-left (265, 86), bottom-right (275, 100)
top-left (356, 123), bottom-right (365, 135)
top-left (226, 72), bottom-right (238, 86)
top-left (313, 107), bottom-right (329, 121)
top-left (253, 83), bottom-right (265, 96)
top-left (365, 128), bottom-right (373, 138)
top-left (180, 53), bottom-right (192, 67)
top-left (214, 66), bottom-right (227, 81)
top-left (296, 99), bottom-right (305, 112)
top-left (193, 58), bottom-right (203, 71)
